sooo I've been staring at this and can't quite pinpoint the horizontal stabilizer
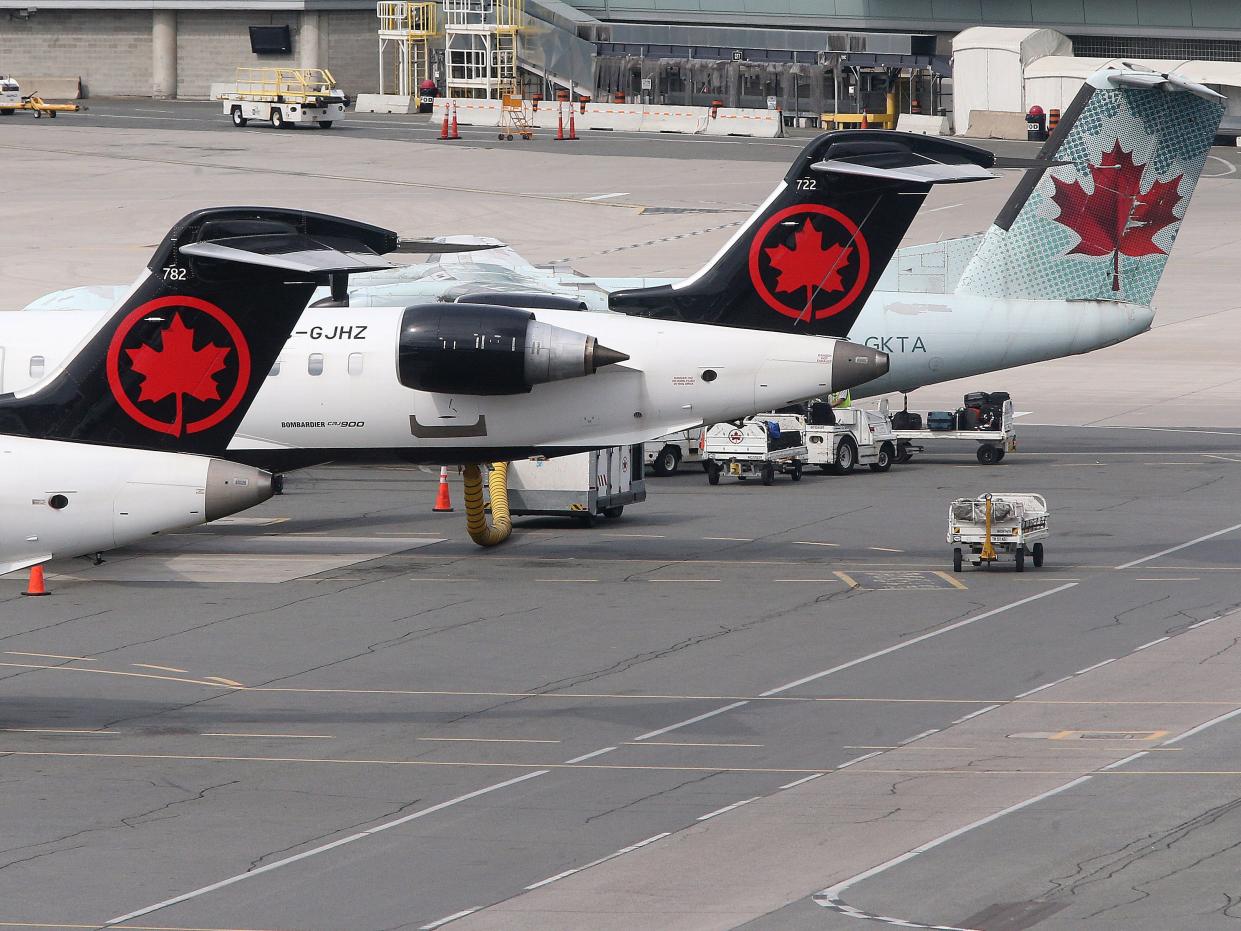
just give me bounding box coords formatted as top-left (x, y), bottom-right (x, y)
top-left (180, 237), bottom-right (393, 275)
top-left (1098, 64), bottom-right (1224, 100)
top-left (393, 240), bottom-right (504, 254)
top-left (812, 159), bottom-right (994, 184)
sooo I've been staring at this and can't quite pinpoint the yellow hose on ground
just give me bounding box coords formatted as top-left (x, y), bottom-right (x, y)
top-left (462, 462), bottom-right (512, 547)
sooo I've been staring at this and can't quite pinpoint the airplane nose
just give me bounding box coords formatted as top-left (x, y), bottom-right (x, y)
top-left (832, 341), bottom-right (889, 391)
top-left (204, 460), bottom-right (274, 522)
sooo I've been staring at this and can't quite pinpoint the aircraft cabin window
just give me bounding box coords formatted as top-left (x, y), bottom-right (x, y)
top-left (347, 353), bottom-right (364, 376)
top-left (308, 353), bottom-right (324, 376)
top-left (268, 361), bottom-right (281, 377)
top-left (29, 356), bottom-right (44, 379)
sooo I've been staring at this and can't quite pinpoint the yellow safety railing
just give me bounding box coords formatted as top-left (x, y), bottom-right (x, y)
top-left (233, 67), bottom-right (340, 102)
top-left (377, 1), bottom-right (437, 36)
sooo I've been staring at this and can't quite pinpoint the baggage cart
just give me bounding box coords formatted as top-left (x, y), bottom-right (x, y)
top-left (948, 492), bottom-right (1048, 572)
top-left (219, 67), bottom-right (347, 129)
top-left (502, 445), bottom-right (645, 526)
top-left (893, 398), bottom-right (1017, 465)
top-left (704, 418), bottom-right (806, 486)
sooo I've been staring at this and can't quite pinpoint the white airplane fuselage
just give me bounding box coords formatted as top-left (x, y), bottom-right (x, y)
top-left (0, 436), bottom-right (273, 574)
top-left (848, 293), bottom-right (1155, 397)
top-left (0, 305), bottom-right (870, 469)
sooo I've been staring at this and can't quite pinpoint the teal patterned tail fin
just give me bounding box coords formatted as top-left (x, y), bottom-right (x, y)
top-left (956, 67), bottom-right (1225, 306)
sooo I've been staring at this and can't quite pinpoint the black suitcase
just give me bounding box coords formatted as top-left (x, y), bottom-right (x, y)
top-left (963, 391), bottom-right (988, 408)
top-left (986, 391), bottom-right (1010, 404)
top-left (891, 411), bottom-right (922, 430)
top-left (960, 407), bottom-right (981, 430)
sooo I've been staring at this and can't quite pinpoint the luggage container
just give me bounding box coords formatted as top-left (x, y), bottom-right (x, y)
top-left (948, 493), bottom-right (1048, 572)
top-left (503, 445), bottom-right (645, 526)
top-left (893, 397), bottom-right (1018, 464)
top-left (704, 417), bottom-right (806, 485)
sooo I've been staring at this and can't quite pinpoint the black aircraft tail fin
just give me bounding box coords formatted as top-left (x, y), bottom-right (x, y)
top-left (609, 131), bottom-right (996, 337)
top-left (0, 207), bottom-right (398, 453)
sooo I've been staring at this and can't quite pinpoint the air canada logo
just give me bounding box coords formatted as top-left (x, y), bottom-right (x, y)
top-left (106, 296), bottom-right (251, 437)
top-left (748, 204), bottom-right (870, 321)
top-left (1048, 141), bottom-right (1184, 292)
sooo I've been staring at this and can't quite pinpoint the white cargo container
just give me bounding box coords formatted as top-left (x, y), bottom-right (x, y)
top-left (504, 445), bottom-right (646, 526)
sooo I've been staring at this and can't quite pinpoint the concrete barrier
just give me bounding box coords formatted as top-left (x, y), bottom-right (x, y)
top-left (895, 113), bottom-right (952, 136)
top-left (209, 83), bottom-right (236, 101)
top-left (962, 110), bottom-right (1027, 140)
top-left (354, 94), bottom-right (420, 114)
top-left (432, 98), bottom-right (781, 138)
top-left (14, 76), bottom-right (81, 100)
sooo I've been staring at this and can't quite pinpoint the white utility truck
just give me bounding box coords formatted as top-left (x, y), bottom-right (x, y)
top-left (504, 445), bottom-right (645, 526)
top-left (704, 418), bottom-right (806, 485)
top-left (892, 396), bottom-right (1017, 465)
top-left (220, 67), bottom-right (347, 129)
top-left (644, 427), bottom-right (707, 476)
top-left (0, 76), bottom-right (19, 114)
top-left (759, 402), bottom-right (899, 474)
top-left (948, 492), bottom-right (1048, 572)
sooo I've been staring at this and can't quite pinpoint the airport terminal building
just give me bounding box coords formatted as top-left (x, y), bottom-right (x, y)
top-left (3, 0), bottom-right (1241, 126)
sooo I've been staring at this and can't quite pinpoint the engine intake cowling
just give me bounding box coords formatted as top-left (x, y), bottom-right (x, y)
top-left (397, 303), bottom-right (628, 395)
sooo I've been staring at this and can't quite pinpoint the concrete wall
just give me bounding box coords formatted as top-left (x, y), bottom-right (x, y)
top-left (0, 9), bottom-right (382, 99)
top-left (0, 10), bottom-right (151, 97)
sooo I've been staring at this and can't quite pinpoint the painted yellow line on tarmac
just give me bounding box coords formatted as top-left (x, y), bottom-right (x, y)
top-left (0, 748), bottom-right (1228, 779)
top-left (0, 921), bottom-right (284, 930)
top-left (648, 579), bottom-right (721, 583)
top-left (772, 579), bottom-right (843, 583)
top-left (703, 536), bottom-right (753, 541)
top-left (203, 676), bottom-right (245, 688)
top-left (869, 547), bottom-right (904, 553)
top-left (1135, 577), bottom-right (1200, 581)
top-left (132, 664), bottom-right (188, 674)
top-left (626, 741), bottom-right (764, 748)
top-left (933, 571), bottom-right (968, 590)
top-left (834, 571), bottom-right (859, 588)
top-left (416, 737), bottom-right (561, 744)
top-left (535, 579), bottom-right (599, 583)
top-left (0, 662), bottom-right (235, 689)
top-left (4, 652), bottom-right (95, 662)
top-left (0, 728), bottom-right (116, 736)
top-left (201, 733), bottom-right (335, 740)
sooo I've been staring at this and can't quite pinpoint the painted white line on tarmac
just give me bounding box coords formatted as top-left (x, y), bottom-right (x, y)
top-left (760, 584), bottom-right (1078, 697)
top-left (1102, 751), bottom-right (1149, 770)
top-left (697, 797), bottom-right (761, 821)
top-left (1012, 680), bottom-right (1072, 700)
top-left (525, 832), bottom-right (671, 890)
top-left (1134, 637), bottom-right (1170, 651)
top-left (419, 907), bottom-right (482, 929)
top-left (584, 192), bottom-right (630, 201)
top-left (1075, 658), bottom-right (1117, 675)
top-left (952, 704), bottom-right (1001, 724)
top-left (838, 751), bottom-right (883, 769)
top-left (780, 772), bottom-right (826, 789)
top-left (106, 769), bottom-right (549, 926)
top-left (631, 700), bottom-right (752, 741)
top-left (1189, 617), bottom-right (1220, 629)
top-left (899, 729), bottom-right (939, 745)
top-left (563, 746), bottom-right (616, 764)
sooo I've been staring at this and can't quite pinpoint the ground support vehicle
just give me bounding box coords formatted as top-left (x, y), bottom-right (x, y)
top-left (0, 76), bottom-right (19, 114)
top-left (948, 492), bottom-right (1048, 572)
top-left (501, 445), bottom-right (645, 526)
top-left (704, 418), bottom-right (806, 486)
top-left (0, 78), bottom-right (82, 118)
top-left (220, 68), bottom-right (346, 129)
top-left (498, 95), bottom-right (535, 140)
top-left (797, 407), bottom-right (898, 475)
top-left (893, 399), bottom-right (1016, 465)
top-left (644, 428), bottom-right (707, 476)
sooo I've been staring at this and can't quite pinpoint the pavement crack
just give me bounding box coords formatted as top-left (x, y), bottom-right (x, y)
top-left (853, 806), bottom-right (901, 824)
top-left (247, 797), bottom-right (424, 872)
top-left (584, 770), bottom-right (722, 824)
top-left (120, 779), bottom-right (240, 828)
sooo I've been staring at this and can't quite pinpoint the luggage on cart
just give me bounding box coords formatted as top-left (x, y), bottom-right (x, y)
top-left (807, 401), bottom-right (836, 426)
top-left (891, 410), bottom-right (922, 430)
top-left (986, 391), bottom-right (1010, 404)
top-left (963, 391), bottom-right (989, 408)
top-left (928, 411), bottom-right (956, 431)
top-left (957, 407), bottom-right (980, 430)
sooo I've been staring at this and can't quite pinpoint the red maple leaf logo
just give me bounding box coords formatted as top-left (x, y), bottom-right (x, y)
top-left (1049, 142), bottom-right (1184, 292)
top-left (125, 312), bottom-right (231, 437)
top-left (765, 218), bottom-right (854, 306)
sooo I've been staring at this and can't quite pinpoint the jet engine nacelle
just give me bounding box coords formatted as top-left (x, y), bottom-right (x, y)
top-left (397, 303), bottom-right (628, 396)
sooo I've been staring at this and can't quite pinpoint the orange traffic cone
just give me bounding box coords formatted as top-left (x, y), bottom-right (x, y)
top-left (555, 105), bottom-right (565, 141)
top-left (439, 106), bottom-right (450, 140)
top-left (433, 466), bottom-right (454, 512)
top-left (448, 102), bottom-right (461, 140)
top-left (860, 111), bottom-right (869, 129)
top-left (567, 108), bottom-right (578, 141)
top-left (22, 564), bottom-right (49, 597)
